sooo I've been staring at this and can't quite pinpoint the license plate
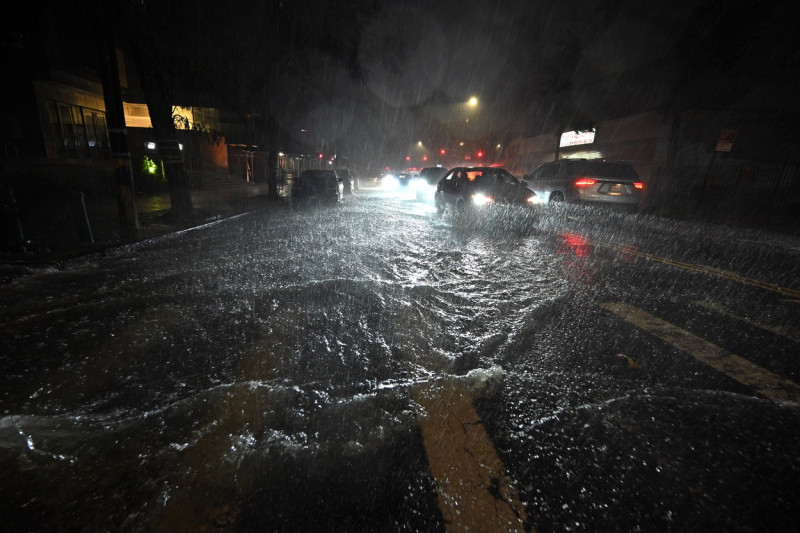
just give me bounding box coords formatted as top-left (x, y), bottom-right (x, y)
top-left (602, 183), bottom-right (628, 196)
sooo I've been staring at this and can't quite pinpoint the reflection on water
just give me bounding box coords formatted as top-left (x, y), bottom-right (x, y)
top-left (558, 232), bottom-right (592, 258)
top-left (554, 231), bottom-right (597, 286)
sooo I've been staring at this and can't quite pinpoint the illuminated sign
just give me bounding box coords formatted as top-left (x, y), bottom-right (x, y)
top-left (559, 129), bottom-right (596, 148)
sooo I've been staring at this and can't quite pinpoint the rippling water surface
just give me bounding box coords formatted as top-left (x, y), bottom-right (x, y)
top-left (1, 192), bottom-right (566, 530)
top-left (4, 190), bottom-right (799, 531)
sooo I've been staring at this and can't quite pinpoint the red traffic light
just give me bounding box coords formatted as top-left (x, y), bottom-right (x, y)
top-left (440, 148), bottom-right (446, 155)
top-left (477, 150), bottom-right (484, 158)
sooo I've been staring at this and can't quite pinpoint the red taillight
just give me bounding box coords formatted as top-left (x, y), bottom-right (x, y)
top-left (633, 182), bottom-right (644, 190)
top-left (574, 177), bottom-right (597, 187)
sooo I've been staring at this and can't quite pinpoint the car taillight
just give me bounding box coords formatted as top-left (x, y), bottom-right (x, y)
top-left (633, 182), bottom-right (644, 190)
top-left (574, 177), bottom-right (597, 187)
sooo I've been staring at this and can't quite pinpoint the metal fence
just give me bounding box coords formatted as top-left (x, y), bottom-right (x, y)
top-left (669, 161), bottom-right (800, 210)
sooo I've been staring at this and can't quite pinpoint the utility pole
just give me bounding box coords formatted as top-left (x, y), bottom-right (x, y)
top-left (97, 1), bottom-right (139, 237)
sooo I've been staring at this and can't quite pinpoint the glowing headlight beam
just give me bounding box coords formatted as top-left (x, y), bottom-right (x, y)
top-left (471, 193), bottom-right (493, 206)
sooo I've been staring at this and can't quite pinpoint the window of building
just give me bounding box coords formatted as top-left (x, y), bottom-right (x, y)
top-left (48, 100), bottom-right (110, 160)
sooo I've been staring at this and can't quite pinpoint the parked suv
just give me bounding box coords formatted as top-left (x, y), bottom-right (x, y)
top-left (526, 160), bottom-right (644, 207)
top-left (292, 169), bottom-right (343, 204)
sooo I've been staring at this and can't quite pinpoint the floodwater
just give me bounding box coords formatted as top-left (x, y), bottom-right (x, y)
top-left (2, 186), bottom-right (799, 531)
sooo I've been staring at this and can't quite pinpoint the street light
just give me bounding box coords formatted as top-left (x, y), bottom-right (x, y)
top-left (468, 96), bottom-right (478, 107)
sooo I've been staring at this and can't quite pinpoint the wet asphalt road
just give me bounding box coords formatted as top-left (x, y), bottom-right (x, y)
top-left (1, 184), bottom-right (799, 532)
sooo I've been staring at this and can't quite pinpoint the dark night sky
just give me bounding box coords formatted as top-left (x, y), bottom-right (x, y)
top-left (211, 0), bottom-right (796, 165)
top-left (8, 0), bottom-right (797, 166)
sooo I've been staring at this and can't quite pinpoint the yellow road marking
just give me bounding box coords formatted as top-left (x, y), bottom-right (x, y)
top-left (155, 334), bottom-right (292, 529)
top-left (594, 241), bottom-right (800, 299)
top-left (693, 300), bottom-right (800, 344)
top-left (600, 302), bottom-right (800, 403)
top-left (414, 380), bottom-right (528, 532)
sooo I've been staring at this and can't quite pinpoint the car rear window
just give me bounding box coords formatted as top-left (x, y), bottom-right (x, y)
top-left (421, 168), bottom-right (446, 184)
top-left (298, 171), bottom-right (336, 191)
top-left (467, 170), bottom-right (507, 186)
top-left (570, 162), bottom-right (638, 179)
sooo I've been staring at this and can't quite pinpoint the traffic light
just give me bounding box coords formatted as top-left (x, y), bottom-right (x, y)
top-left (477, 150), bottom-right (484, 159)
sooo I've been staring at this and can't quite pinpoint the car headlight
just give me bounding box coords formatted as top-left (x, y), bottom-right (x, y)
top-left (527, 195), bottom-right (540, 205)
top-left (471, 193), bottom-right (493, 205)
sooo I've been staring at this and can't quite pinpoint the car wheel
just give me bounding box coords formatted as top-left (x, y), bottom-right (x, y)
top-left (549, 191), bottom-right (565, 204)
top-left (434, 194), bottom-right (445, 215)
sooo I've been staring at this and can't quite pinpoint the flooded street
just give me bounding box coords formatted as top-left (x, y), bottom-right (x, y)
top-left (2, 187), bottom-right (799, 531)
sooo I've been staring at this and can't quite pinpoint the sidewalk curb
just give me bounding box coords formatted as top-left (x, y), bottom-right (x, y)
top-left (0, 203), bottom-right (280, 283)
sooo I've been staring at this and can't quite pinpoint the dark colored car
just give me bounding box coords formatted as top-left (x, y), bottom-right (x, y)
top-left (419, 166), bottom-right (448, 187)
top-left (395, 173), bottom-right (412, 186)
top-left (434, 166), bottom-right (537, 215)
top-left (525, 159), bottom-right (644, 207)
top-left (291, 169), bottom-right (343, 204)
top-left (415, 167), bottom-right (448, 201)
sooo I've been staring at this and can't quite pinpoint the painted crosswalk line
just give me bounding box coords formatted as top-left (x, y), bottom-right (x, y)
top-left (600, 302), bottom-right (800, 403)
top-left (414, 380), bottom-right (528, 532)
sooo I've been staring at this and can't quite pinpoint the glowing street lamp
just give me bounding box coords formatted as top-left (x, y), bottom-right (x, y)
top-left (468, 96), bottom-right (479, 107)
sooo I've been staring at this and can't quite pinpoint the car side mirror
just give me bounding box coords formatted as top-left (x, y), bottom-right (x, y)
top-left (521, 180), bottom-right (529, 187)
